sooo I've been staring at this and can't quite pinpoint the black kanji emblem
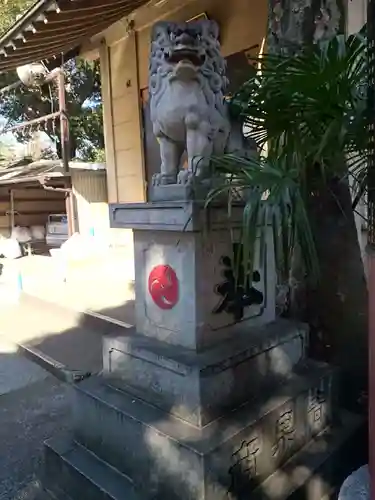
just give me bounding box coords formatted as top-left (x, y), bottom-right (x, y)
top-left (213, 245), bottom-right (264, 322)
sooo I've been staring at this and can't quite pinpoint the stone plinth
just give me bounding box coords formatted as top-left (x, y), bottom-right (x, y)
top-left (110, 201), bottom-right (275, 350)
top-left (41, 199), bottom-right (365, 500)
top-left (103, 320), bottom-right (308, 426)
top-left (72, 360), bottom-right (336, 500)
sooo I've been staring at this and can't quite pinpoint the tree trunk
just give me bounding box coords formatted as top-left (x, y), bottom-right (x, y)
top-left (267, 0), bottom-right (345, 54)
top-left (69, 136), bottom-right (77, 160)
top-left (56, 135), bottom-right (77, 161)
top-left (268, 0), bottom-right (368, 410)
top-left (306, 179), bottom-right (368, 410)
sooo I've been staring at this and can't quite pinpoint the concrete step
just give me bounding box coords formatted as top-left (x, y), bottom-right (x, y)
top-left (10, 480), bottom-right (57, 500)
top-left (103, 319), bottom-right (309, 426)
top-left (43, 434), bottom-right (139, 500)
top-left (41, 412), bottom-right (364, 500)
top-left (71, 360), bottom-right (337, 499)
top-left (32, 488), bottom-right (67, 500)
top-left (36, 492), bottom-right (65, 500)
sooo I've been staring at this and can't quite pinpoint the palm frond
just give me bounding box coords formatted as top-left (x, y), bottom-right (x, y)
top-left (206, 154), bottom-right (319, 285)
top-left (234, 32), bottom-right (366, 173)
top-left (206, 31), bottom-right (366, 288)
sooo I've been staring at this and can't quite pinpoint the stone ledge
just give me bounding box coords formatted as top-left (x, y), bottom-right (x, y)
top-left (104, 319), bottom-right (308, 376)
top-left (72, 360), bottom-right (336, 499)
top-left (44, 410), bottom-right (363, 500)
top-left (252, 411), bottom-right (364, 500)
top-left (44, 433), bottom-right (139, 500)
top-left (110, 200), bottom-right (246, 232)
top-left (103, 320), bottom-right (309, 425)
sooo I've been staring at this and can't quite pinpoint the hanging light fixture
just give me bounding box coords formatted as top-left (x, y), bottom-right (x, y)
top-left (16, 62), bottom-right (49, 87)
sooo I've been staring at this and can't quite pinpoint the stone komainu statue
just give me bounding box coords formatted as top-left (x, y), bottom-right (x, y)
top-left (148, 19), bottom-right (254, 187)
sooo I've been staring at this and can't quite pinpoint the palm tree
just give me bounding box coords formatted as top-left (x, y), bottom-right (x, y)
top-left (206, 30), bottom-right (368, 408)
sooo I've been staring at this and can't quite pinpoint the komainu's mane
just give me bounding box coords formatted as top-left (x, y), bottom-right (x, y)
top-left (148, 20), bottom-right (228, 123)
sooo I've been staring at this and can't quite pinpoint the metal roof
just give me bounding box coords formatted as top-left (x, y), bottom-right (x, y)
top-left (0, 158), bottom-right (107, 185)
top-left (0, 0), bottom-right (148, 73)
top-left (0, 159), bottom-right (65, 185)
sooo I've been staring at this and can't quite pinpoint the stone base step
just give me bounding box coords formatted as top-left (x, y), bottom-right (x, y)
top-left (71, 360), bottom-right (336, 499)
top-left (43, 434), bottom-right (139, 500)
top-left (11, 481), bottom-right (57, 500)
top-left (35, 493), bottom-right (57, 500)
top-left (35, 488), bottom-right (72, 500)
top-left (41, 411), bottom-right (363, 500)
top-left (251, 411), bottom-right (364, 500)
top-left (103, 319), bottom-right (309, 426)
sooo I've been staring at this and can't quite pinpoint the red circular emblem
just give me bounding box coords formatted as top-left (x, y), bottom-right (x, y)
top-left (148, 265), bottom-right (179, 310)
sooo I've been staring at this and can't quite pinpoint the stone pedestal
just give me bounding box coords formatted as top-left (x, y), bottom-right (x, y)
top-left (111, 201), bottom-right (276, 350)
top-left (42, 201), bottom-right (364, 500)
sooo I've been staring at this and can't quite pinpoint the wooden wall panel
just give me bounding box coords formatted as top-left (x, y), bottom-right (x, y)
top-left (0, 214), bottom-right (52, 229)
top-left (72, 170), bottom-right (110, 237)
top-left (11, 188), bottom-right (65, 201)
top-left (115, 149), bottom-right (145, 178)
top-left (99, 41), bottom-right (117, 203)
top-left (0, 184), bottom-right (66, 236)
top-left (112, 95), bottom-right (139, 126)
top-left (117, 176), bottom-right (145, 203)
top-left (113, 122), bottom-right (140, 153)
top-left (0, 200), bottom-right (65, 214)
top-left (100, 31), bottom-right (146, 204)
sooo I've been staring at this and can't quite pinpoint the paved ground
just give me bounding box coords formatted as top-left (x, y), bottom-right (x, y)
top-left (0, 293), bottom-right (131, 374)
top-left (0, 264), bottom-right (135, 499)
top-left (0, 337), bottom-right (69, 500)
top-left (0, 250), bottom-right (135, 326)
top-left (0, 291), bottom-right (130, 499)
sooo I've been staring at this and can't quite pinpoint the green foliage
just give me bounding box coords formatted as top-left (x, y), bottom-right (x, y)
top-left (0, 137), bottom-right (19, 163)
top-left (207, 31), bottom-right (367, 284)
top-left (90, 148), bottom-right (106, 163)
top-left (232, 32), bottom-right (366, 176)
top-left (0, 0), bottom-right (34, 35)
top-left (70, 101), bottom-right (104, 161)
top-left (207, 154), bottom-right (319, 285)
top-left (0, 0), bottom-right (104, 161)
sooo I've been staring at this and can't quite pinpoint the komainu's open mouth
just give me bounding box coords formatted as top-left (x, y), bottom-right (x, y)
top-left (167, 48), bottom-right (205, 66)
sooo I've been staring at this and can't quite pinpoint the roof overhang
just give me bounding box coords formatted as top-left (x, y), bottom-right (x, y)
top-left (0, 0), bottom-right (148, 73)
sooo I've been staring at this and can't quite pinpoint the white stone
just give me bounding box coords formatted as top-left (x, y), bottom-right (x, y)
top-left (134, 225), bottom-right (275, 350)
top-left (338, 465), bottom-right (370, 500)
top-left (148, 20), bottom-right (256, 189)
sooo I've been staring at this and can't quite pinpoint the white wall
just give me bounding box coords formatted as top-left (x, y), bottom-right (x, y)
top-left (346, 0), bottom-right (366, 35)
top-left (346, 0), bottom-right (368, 278)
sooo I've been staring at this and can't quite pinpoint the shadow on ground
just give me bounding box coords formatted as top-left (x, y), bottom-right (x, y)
top-left (0, 293), bottom-right (135, 374)
top-left (0, 349), bottom-right (69, 500)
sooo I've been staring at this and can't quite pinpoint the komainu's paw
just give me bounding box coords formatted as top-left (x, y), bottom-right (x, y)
top-left (152, 173), bottom-right (164, 186)
top-left (177, 170), bottom-right (192, 185)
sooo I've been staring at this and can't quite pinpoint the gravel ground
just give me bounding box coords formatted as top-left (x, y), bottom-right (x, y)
top-left (0, 340), bottom-right (69, 500)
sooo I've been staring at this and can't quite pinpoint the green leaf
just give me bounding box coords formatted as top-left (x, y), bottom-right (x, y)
top-left (205, 31), bottom-right (366, 286)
